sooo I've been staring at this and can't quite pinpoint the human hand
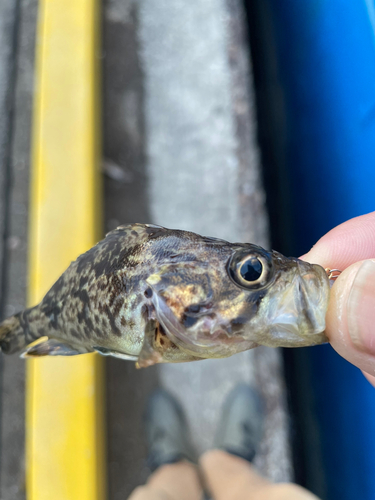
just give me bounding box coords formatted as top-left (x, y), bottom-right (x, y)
top-left (301, 211), bottom-right (375, 386)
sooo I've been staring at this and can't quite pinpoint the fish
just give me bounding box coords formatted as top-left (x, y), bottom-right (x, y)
top-left (0, 223), bottom-right (330, 368)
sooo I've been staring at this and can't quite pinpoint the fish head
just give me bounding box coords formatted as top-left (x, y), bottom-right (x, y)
top-left (141, 232), bottom-right (330, 363)
top-left (230, 248), bottom-right (331, 347)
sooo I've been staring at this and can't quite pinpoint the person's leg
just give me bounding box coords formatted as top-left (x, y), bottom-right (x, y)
top-left (127, 389), bottom-right (203, 500)
top-left (200, 449), bottom-right (319, 500)
top-left (199, 384), bottom-right (320, 500)
top-left (129, 461), bottom-right (202, 500)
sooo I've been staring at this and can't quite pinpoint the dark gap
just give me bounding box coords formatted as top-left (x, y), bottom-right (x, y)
top-left (242, 0), bottom-right (321, 492)
top-left (0, 0), bottom-right (23, 493)
top-left (0, 0), bottom-right (22, 319)
top-left (102, 2), bottom-right (159, 498)
top-left (243, 0), bottom-right (293, 256)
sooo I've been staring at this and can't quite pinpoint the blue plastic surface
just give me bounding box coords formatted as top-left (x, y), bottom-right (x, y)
top-left (270, 0), bottom-right (375, 248)
top-left (263, 0), bottom-right (375, 498)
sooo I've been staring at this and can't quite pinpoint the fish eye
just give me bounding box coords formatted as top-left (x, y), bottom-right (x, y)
top-left (227, 248), bottom-right (274, 290)
top-left (239, 256), bottom-right (263, 282)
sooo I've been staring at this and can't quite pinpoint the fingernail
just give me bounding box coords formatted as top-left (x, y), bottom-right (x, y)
top-left (348, 260), bottom-right (375, 353)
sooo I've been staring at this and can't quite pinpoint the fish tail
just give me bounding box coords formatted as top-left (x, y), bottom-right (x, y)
top-left (0, 309), bottom-right (37, 354)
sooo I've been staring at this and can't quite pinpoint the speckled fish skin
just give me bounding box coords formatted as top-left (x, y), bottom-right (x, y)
top-left (0, 224), bottom-right (331, 367)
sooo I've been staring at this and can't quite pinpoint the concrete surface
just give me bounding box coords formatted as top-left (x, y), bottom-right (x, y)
top-left (138, 0), bottom-right (291, 481)
top-left (0, 3), bottom-right (19, 492)
top-left (0, 0), bottom-right (19, 311)
top-left (0, 0), bottom-right (37, 498)
top-left (104, 0), bottom-right (292, 495)
top-left (103, 2), bottom-right (161, 498)
top-left (0, 10), bottom-right (21, 488)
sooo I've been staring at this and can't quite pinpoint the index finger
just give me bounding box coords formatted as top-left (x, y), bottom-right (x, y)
top-left (301, 211), bottom-right (375, 269)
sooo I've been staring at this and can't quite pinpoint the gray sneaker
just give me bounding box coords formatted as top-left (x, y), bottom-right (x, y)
top-left (144, 389), bottom-right (196, 471)
top-left (213, 384), bottom-right (263, 462)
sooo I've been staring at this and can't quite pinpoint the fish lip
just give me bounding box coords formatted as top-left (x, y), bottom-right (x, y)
top-left (295, 262), bottom-right (330, 335)
top-left (256, 261), bottom-right (329, 347)
top-left (296, 274), bottom-right (320, 332)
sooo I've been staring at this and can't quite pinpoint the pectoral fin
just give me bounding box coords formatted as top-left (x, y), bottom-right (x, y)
top-left (93, 346), bottom-right (138, 361)
top-left (136, 320), bottom-right (201, 368)
top-left (21, 337), bottom-right (91, 357)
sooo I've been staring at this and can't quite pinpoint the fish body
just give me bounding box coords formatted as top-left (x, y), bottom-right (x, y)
top-left (0, 224), bottom-right (330, 367)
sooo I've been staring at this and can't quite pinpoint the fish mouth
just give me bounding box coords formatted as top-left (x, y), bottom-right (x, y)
top-left (296, 263), bottom-right (328, 334)
top-left (151, 291), bottom-right (254, 358)
top-left (259, 261), bottom-right (330, 347)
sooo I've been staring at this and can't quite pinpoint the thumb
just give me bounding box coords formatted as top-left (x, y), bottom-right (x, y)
top-left (326, 259), bottom-right (375, 377)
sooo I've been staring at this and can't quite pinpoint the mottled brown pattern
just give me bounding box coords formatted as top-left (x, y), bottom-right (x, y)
top-left (0, 224), bottom-right (330, 365)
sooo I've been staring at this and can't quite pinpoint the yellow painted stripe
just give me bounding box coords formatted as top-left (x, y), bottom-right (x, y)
top-left (27, 0), bottom-right (106, 499)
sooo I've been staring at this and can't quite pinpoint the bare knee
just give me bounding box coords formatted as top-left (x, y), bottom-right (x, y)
top-left (128, 485), bottom-right (169, 500)
top-left (264, 483), bottom-right (320, 500)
